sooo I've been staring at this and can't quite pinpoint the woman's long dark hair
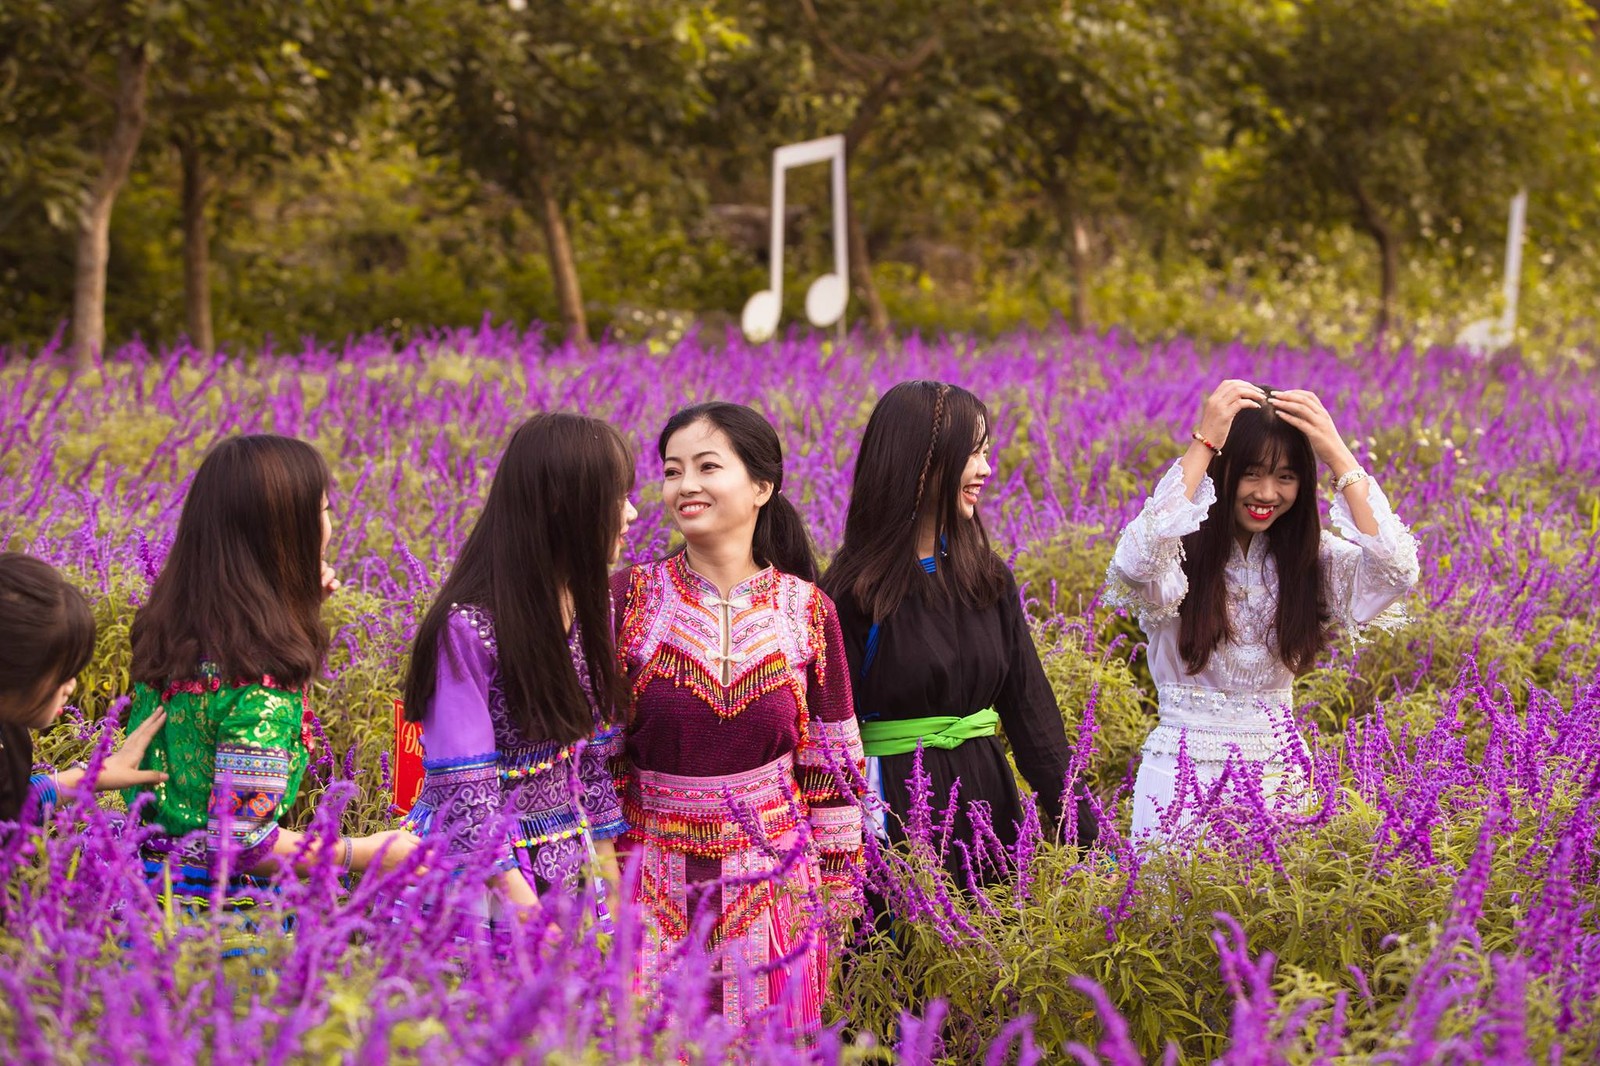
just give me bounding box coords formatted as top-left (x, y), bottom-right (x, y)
top-left (657, 402), bottom-right (817, 582)
top-left (823, 381), bottom-right (1007, 621)
top-left (1178, 400), bottom-right (1328, 675)
top-left (0, 553), bottom-right (95, 720)
top-left (131, 435), bottom-right (331, 689)
top-left (403, 413), bottom-right (634, 743)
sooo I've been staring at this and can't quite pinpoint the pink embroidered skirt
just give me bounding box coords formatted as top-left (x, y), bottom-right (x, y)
top-left (621, 754), bottom-right (828, 1030)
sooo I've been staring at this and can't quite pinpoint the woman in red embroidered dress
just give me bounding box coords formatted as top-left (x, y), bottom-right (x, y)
top-left (613, 402), bottom-right (865, 1030)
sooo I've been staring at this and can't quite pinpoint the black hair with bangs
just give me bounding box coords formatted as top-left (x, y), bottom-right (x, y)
top-left (1177, 397), bottom-right (1329, 674)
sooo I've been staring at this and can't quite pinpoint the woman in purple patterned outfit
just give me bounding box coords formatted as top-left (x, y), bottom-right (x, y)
top-left (401, 413), bottom-right (637, 916)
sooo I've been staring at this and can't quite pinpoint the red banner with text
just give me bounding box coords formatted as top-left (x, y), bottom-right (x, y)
top-left (392, 698), bottom-right (424, 816)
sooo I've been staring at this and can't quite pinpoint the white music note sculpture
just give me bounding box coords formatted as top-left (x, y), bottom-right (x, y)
top-left (741, 135), bottom-right (849, 343)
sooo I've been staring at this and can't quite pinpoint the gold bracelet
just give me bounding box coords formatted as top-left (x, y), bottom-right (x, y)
top-left (1332, 468), bottom-right (1369, 493)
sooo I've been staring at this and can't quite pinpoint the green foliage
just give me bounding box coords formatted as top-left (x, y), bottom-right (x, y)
top-left (10, 336), bottom-right (1599, 1061)
top-left (7, 0), bottom-right (1600, 354)
top-left (1200, 0), bottom-right (1600, 326)
top-left (840, 726), bottom-right (1596, 1062)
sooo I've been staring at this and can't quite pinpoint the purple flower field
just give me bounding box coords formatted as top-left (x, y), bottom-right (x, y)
top-left (2, 326), bottom-right (1597, 1062)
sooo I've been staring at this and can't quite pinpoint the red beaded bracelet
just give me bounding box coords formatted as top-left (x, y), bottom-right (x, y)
top-left (1191, 429), bottom-right (1221, 454)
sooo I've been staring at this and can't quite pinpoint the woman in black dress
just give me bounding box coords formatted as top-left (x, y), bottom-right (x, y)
top-left (823, 381), bottom-right (1098, 885)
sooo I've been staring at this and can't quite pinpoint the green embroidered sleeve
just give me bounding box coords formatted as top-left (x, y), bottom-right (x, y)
top-left (124, 681), bottom-right (310, 853)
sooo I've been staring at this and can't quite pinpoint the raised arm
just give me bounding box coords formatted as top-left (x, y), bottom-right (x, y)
top-left (1106, 380), bottom-right (1262, 622)
top-left (1268, 390), bottom-right (1420, 631)
top-left (1322, 478), bottom-right (1421, 633)
top-left (1105, 460), bottom-right (1216, 622)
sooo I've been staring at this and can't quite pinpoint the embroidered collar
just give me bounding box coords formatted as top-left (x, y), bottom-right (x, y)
top-left (1229, 534), bottom-right (1275, 572)
top-left (667, 552), bottom-right (777, 607)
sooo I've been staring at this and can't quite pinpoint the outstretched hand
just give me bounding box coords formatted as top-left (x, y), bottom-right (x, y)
top-left (60, 709), bottom-right (170, 793)
top-left (353, 829), bottom-right (423, 872)
top-left (1195, 380), bottom-right (1268, 451)
top-left (1267, 390), bottom-right (1358, 474)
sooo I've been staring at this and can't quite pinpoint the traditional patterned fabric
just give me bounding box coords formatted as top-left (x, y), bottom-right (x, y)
top-left (125, 672), bottom-right (311, 899)
top-left (210, 743), bottom-right (292, 852)
top-left (583, 726), bottom-right (628, 840)
top-left (619, 554), bottom-right (826, 722)
top-left (26, 773), bottom-right (57, 813)
top-left (1105, 461), bottom-right (1420, 840)
top-left (627, 759), bottom-right (827, 1029)
top-left (624, 755), bottom-right (805, 858)
top-left (405, 604), bottom-right (625, 898)
top-left (613, 556), bottom-right (865, 1031)
top-left (140, 833), bottom-right (280, 909)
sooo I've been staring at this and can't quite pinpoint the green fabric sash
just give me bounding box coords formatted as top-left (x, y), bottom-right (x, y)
top-left (859, 708), bottom-right (1000, 758)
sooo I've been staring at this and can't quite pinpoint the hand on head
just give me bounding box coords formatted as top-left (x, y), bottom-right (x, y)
top-left (1195, 380), bottom-right (1268, 451)
top-left (1265, 389), bottom-right (1358, 471)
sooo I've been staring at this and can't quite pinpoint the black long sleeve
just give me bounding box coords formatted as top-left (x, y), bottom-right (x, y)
top-left (833, 556), bottom-right (1099, 863)
top-left (993, 570), bottom-right (1073, 830)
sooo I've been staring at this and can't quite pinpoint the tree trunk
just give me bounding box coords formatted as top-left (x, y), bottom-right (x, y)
top-left (520, 131), bottom-right (588, 350)
top-left (845, 195), bottom-right (890, 339)
top-left (842, 79), bottom-right (911, 343)
top-left (817, 32), bottom-right (939, 343)
top-left (70, 43), bottom-right (150, 369)
top-left (1349, 177), bottom-right (1398, 341)
top-left (1068, 216), bottom-right (1092, 331)
top-left (1063, 196), bottom-right (1092, 332)
top-left (177, 135), bottom-right (215, 356)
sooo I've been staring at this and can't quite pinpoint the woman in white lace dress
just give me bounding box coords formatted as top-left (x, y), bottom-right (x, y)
top-left (1106, 380), bottom-right (1420, 841)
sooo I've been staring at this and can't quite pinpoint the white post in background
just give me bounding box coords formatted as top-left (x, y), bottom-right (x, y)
top-left (1457, 189), bottom-right (1528, 357)
top-left (1500, 189), bottom-right (1528, 330)
top-left (741, 135), bottom-right (849, 344)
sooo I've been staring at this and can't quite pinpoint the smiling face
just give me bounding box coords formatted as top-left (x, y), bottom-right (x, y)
top-left (661, 419), bottom-right (772, 551)
top-left (955, 420), bottom-right (992, 520)
top-left (1232, 454), bottom-right (1301, 539)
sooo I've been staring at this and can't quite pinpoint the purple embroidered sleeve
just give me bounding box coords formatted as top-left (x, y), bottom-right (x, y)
top-left (412, 611), bottom-right (516, 872)
top-left (578, 727), bottom-right (627, 840)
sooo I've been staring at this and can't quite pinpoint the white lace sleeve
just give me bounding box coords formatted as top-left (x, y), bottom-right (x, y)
top-left (1104, 460), bottom-right (1217, 625)
top-left (1322, 478), bottom-right (1420, 641)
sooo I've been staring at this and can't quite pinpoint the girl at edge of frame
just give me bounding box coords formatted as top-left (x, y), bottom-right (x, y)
top-left (823, 380), bottom-right (1100, 890)
top-left (611, 401), bottom-right (867, 1030)
top-left (400, 412), bottom-right (637, 923)
top-left (123, 434), bottom-right (419, 905)
top-left (0, 553), bottom-right (166, 832)
top-left (1106, 381), bottom-right (1420, 843)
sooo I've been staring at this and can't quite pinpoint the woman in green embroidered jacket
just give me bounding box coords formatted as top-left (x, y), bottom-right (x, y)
top-left (823, 381), bottom-right (1098, 886)
top-left (124, 435), bottom-right (417, 904)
